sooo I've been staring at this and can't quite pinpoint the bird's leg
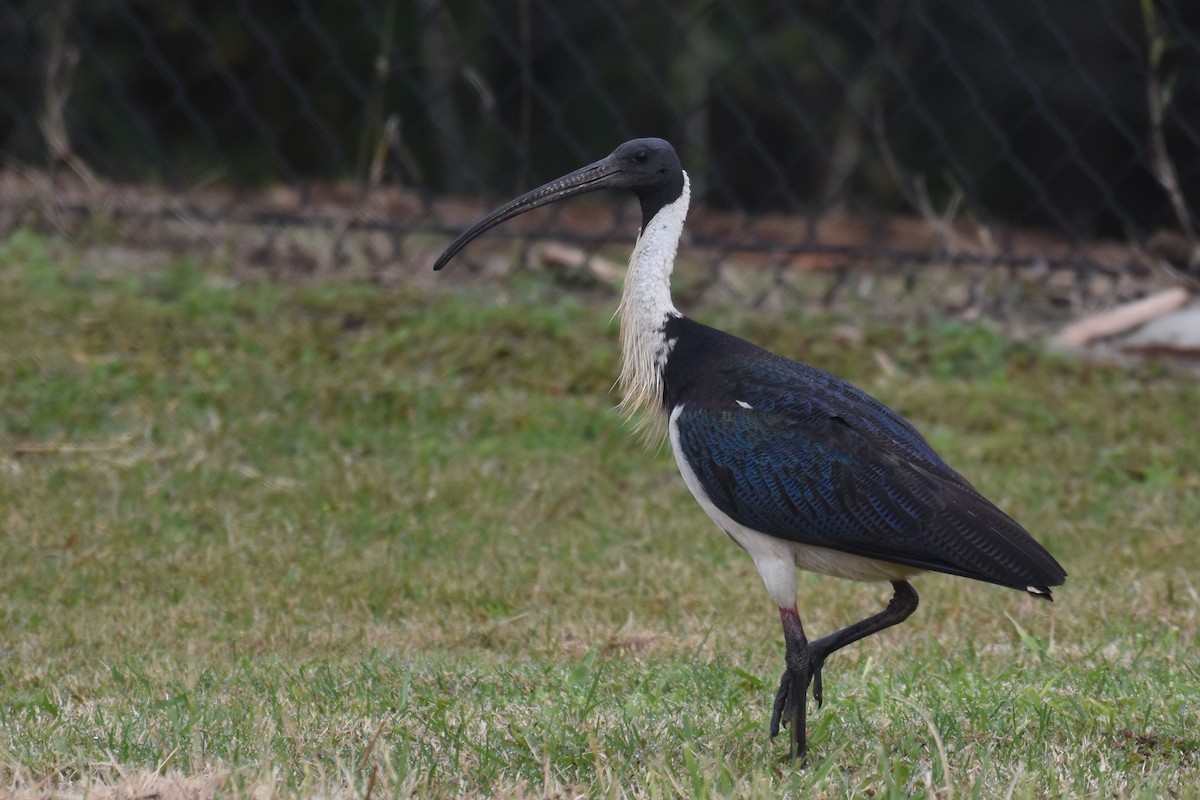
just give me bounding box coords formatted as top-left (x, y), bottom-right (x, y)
top-left (769, 606), bottom-right (811, 762)
top-left (808, 580), bottom-right (919, 707)
top-left (768, 583), bottom-right (919, 760)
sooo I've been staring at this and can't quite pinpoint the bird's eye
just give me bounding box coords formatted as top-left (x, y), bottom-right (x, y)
top-left (633, 150), bottom-right (648, 163)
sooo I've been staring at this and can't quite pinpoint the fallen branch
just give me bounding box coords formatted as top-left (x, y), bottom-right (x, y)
top-left (538, 242), bottom-right (625, 284)
top-left (1051, 287), bottom-right (1190, 347)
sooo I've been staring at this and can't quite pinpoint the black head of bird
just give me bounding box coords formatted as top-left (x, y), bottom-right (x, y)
top-left (434, 138), bottom-right (684, 271)
top-left (434, 138), bottom-right (1066, 763)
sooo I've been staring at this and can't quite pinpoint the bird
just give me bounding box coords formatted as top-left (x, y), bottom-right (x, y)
top-left (433, 137), bottom-right (1066, 762)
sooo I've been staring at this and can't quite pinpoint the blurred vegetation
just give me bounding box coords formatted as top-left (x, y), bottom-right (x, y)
top-left (1, 0), bottom-right (1198, 238)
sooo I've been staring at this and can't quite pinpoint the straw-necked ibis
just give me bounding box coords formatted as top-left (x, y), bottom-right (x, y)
top-left (433, 138), bottom-right (1066, 761)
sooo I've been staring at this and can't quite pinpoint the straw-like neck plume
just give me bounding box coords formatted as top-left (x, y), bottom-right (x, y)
top-left (616, 171), bottom-right (691, 439)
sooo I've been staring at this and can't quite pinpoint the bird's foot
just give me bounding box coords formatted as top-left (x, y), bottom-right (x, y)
top-left (769, 667), bottom-right (811, 761)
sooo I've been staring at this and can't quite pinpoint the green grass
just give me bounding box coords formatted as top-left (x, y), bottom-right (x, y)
top-left (1, 228), bottom-right (1198, 798)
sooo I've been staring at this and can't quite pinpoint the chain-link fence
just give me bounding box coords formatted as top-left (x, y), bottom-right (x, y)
top-left (2, 0), bottom-right (1198, 306)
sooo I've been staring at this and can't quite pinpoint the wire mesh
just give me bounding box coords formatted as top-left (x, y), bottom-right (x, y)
top-left (1, 0), bottom-right (1198, 309)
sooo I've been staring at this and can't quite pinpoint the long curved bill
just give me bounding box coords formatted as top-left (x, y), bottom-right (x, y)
top-left (433, 153), bottom-right (625, 271)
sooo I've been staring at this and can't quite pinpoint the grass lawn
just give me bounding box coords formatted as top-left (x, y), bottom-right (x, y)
top-left (1, 228), bottom-right (1198, 798)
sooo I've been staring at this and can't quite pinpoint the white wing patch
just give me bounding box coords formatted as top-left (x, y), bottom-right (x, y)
top-left (735, 400), bottom-right (753, 410)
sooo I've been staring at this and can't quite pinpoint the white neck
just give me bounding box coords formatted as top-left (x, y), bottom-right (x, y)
top-left (616, 171), bottom-right (690, 439)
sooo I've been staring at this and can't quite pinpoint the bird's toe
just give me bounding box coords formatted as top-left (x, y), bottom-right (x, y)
top-left (770, 667), bottom-right (812, 761)
top-left (811, 654), bottom-right (827, 708)
top-left (769, 670), bottom-right (792, 738)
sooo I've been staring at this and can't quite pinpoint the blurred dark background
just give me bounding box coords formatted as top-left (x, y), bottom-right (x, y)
top-left (1, 0), bottom-right (1198, 268)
